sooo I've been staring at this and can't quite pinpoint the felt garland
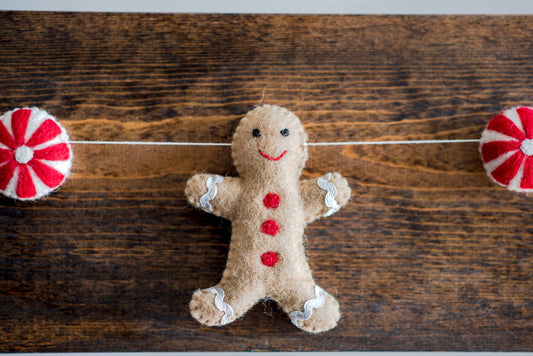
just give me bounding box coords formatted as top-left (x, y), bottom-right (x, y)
top-left (480, 106), bottom-right (533, 192)
top-left (0, 108), bottom-right (72, 201)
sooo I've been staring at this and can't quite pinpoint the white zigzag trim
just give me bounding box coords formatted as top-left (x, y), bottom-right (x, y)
top-left (208, 287), bottom-right (234, 325)
top-left (317, 172), bottom-right (341, 217)
top-left (199, 174), bottom-right (224, 213)
top-left (289, 285), bottom-right (325, 328)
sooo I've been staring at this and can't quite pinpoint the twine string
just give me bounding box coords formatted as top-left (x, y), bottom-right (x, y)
top-left (69, 138), bottom-right (480, 146)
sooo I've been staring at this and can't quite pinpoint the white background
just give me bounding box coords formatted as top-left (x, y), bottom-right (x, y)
top-left (0, 0), bottom-right (533, 14)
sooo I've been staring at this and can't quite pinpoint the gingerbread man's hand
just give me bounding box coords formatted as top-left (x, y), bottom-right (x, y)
top-left (300, 172), bottom-right (351, 223)
top-left (185, 174), bottom-right (242, 220)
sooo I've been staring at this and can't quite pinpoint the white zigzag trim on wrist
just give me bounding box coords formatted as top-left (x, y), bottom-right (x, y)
top-left (317, 172), bottom-right (341, 217)
top-left (208, 286), bottom-right (234, 325)
top-left (289, 285), bottom-right (325, 328)
top-left (199, 174), bottom-right (224, 213)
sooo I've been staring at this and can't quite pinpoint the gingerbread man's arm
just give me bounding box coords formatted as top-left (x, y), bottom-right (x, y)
top-left (185, 174), bottom-right (243, 220)
top-left (299, 172), bottom-right (351, 224)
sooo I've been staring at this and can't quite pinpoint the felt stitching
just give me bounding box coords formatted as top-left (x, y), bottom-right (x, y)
top-left (207, 287), bottom-right (234, 325)
top-left (263, 193), bottom-right (280, 208)
top-left (317, 172), bottom-right (341, 217)
top-left (261, 219), bottom-right (280, 236)
top-left (259, 150), bottom-right (287, 161)
top-left (199, 174), bottom-right (224, 213)
top-left (260, 251), bottom-right (278, 267)
top-left (289, 285), bottom-right (326, 328)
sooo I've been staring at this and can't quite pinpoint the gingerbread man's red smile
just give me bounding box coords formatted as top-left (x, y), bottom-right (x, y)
top-left (259, 150), bottom-right (287, 161)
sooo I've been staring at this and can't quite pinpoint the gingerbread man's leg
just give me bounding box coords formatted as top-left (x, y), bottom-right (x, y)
top-left (272, 277), bottom-right (340, 333)
top-left (190, 267), bottom-right (265, 327)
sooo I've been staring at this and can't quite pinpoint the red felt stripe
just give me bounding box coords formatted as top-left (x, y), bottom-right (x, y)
top-left (28, 159), bottom-right (65, 188)
top-left (25, 119), bottom-right (62, 148)
top-left (0, 121), bottom-right (16, 149)
top-left (16, 164), bottom-right (36, 199)
top-left (490, 150), bottom-right (524, 186)
top-left (11, 109), bottom-right (32, 146)
top-left (487, 114), bottom-right (526, 141)
top-left (480, 140), bottom-right (521, 163)
top-left (517, 107), bottom-right (533, 138)
top-left (33, 143), bottom-right (71, 161)
top-left (0, 148), bottom-right (13, 164)
top-left (0, 160), bottom-right (16, 190)
top-left (520, 156), bottom-right (533, 189)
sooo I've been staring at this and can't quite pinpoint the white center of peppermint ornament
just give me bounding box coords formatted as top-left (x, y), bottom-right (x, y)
top-left (521, 139), bottom-right (533, 156)
top-left (15, 145), bottom-right (33, 164)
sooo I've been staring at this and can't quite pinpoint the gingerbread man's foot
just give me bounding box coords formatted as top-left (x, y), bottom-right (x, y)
top-left (190, 287), bottom-right (234, 326)
top-left (289, 286), bottom-right (340, 333)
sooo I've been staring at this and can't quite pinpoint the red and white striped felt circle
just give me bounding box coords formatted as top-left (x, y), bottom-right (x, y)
top-left (0, 108), bottom-right (73, 200)
top-left (480, 106), bottom-right (533, 192)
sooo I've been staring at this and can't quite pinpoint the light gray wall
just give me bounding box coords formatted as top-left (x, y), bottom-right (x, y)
top-left (0, 0), bottom-right (532, 14)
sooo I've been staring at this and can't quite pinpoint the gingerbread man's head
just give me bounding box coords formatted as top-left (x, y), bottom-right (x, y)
top-left (231, 105), bottom-right (309, 180)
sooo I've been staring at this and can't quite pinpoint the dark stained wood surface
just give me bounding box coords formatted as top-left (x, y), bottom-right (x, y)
top-left (0, 12), bottom-right (532, 351)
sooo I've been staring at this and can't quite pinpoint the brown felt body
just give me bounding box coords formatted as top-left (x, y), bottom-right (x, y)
top-left (185, 105), bottom-right (351, 333)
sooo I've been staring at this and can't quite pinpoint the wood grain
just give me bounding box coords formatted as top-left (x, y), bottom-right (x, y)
top-left (0, 12), bottom-right (532, 351)
top-left (1, 13), bottom-right (533, 143)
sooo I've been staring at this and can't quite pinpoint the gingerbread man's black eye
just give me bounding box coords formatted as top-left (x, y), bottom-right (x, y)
top-left (252, 129), bottom-right (261, 137)
top-left (280, 128), bottom-right (289, 137)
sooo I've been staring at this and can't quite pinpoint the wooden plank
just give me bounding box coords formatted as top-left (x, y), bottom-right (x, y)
top-left (0, 12), bottom-right (532, 351)
top-left (1, 13), bottom-right (532, 143)
top-left (1, 143), bottom-right (532, 351)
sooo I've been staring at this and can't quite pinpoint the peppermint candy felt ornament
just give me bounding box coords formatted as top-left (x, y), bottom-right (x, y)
top-left (185, 105), bottom-right (351, 333)
top-left (480, 106), bottom-right (533, 192)
top-left (0, 108), bottom-right (72, 200)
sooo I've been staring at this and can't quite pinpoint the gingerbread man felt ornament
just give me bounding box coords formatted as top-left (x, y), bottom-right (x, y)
top-left (185, 104), bottom-right (351, 333)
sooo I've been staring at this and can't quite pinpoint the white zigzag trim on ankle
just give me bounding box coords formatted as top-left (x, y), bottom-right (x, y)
top-left (317, 172), bottom-right (341, 217)
top-left (199, 174), bottom-right (224, 213)
top-left (289, 285), bottom-right (325, 328)
top-left (208, 287), bottom-right (234, 325)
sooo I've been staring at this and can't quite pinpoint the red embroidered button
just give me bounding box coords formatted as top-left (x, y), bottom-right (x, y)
top-left (261, 251), bottom-right (278, 267)
top-left (263, 193), bottom-right (280, 208)
top-left (261, 219), bottom-right (279, 236)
